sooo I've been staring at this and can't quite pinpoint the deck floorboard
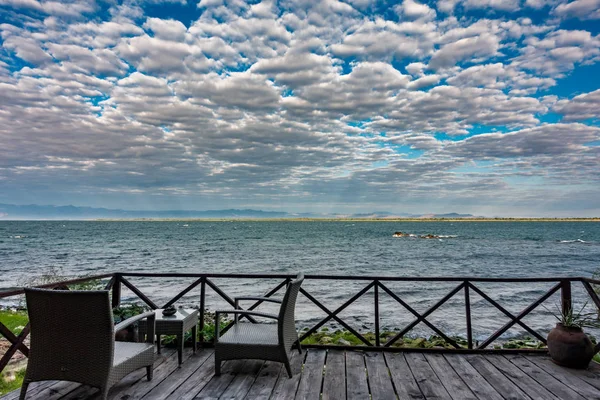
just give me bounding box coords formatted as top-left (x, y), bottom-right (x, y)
top-left (6, 348), bottom-right (600, 400)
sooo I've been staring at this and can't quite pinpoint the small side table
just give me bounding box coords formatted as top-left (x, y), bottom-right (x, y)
top-left (140, 308), bottom-right (199, 365)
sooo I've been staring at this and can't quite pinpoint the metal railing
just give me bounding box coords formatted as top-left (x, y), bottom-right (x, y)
top-left (2, 272), bottom-right (600, 376)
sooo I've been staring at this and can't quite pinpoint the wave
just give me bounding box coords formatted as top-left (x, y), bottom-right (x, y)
top-left (558, 239), bottom-right (587, 243)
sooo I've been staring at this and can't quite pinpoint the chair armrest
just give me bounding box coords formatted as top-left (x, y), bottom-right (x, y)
top-left (115, 311), bottom-right (155, 344)
top-left (234, 296), bottom-right (282, 305)
top-left (214, 310), bottom-right (278, 342)
top-left (233, 297), bottom-right (282, 323)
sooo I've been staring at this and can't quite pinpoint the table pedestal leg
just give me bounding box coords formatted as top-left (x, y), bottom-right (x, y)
top-left (156, 334), bottom-right (161, 354)
top-left (177, 334), bottom-right (183, 365)
top-left (192, 325), bottom-right (198, 353)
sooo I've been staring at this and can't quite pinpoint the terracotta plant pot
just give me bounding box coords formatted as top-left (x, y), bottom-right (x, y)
top-left (547, 323), bottom-right (598, 369)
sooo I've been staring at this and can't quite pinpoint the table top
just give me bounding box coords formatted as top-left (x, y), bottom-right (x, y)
top-left (154, 308), bottom-right (199, 322)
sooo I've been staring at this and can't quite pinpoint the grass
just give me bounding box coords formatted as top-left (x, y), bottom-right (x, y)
top-left (0, 310), bottom-right (28, 334)
top-left (0, 368), bottom-right (25, 395)
top-left (300, 328), bottom-right (547, 350)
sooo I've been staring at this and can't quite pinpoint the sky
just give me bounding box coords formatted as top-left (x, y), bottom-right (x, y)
top-left (0, 0), bottom-right (599, 217)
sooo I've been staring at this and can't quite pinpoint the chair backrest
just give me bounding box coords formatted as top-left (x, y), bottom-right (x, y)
top-left (24, 288), bottom-right (114, 387)
top-left (278, 273), bottom-right (304, 351)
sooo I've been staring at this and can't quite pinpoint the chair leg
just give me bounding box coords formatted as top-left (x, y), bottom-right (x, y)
top-left (296, 339), bottom-right (303, 353)
top-left (284, 357), bottom-right (293, 378)
top-left (146, 365), bottom-right (153, 381)
top-left (19, 381), bottom-right (29, 400)
top-left (99, 387), bottom-right (109, 400)
top-left (215, 357), bottom-right (221, 376)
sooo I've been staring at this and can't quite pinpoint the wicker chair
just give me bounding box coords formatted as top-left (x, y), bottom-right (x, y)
top-left (19, 288), bottom-right (156, 400)
top-left (214, 273), bottom-right (304, 378)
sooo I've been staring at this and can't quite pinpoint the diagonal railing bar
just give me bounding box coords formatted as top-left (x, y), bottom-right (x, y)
top-left (104, 275), bottom-right (116, 291)
top-left (582, 281), bottom-right (600, 311)
top-left (0, 322), bottom-right (29, 357)
top-left (162, 278), bottom-right (202, 309)
top-left (468, 283), bottom-right (547, 344)
top-left (246, 279), bottom-right (288, 312)
top-left (119, 277), bottom-right (159, 310)
top-left (298, 282), bottom-right (375, 346)
top-left (0, 323), bottom-right (30, 373)
top-left (477, 282), bottom-right (561, 349)
top-left (378, 282), bottom-right (460, 348)
top-left (205, 278), bottom-right (258, 325)
top-left (384, 282), bottom-right (465, 348)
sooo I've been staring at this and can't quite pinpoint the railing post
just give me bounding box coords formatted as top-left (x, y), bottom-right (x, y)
top-left (199, 276), bottom-right (206, 346)
top-left (112, 273), bottom-right (121, 309)
top-left (561, 279), bottom-right (572, 317)
top-left (374, 280), bottom-right (380, 347)
top-left (464, 281), bottom-right (473, 349)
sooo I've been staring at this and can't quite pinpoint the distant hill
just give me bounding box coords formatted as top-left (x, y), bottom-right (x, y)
top-left (0, 204), bottom-right (287, 219)
top-left (0, 203), bottom-right (475, 220)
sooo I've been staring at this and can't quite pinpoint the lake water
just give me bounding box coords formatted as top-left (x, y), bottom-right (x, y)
top-left (1, 220), bottom-right (599, 341)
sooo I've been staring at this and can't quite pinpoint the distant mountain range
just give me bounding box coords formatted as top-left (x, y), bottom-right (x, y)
top-left (0, 203), bottom-right (475, 220)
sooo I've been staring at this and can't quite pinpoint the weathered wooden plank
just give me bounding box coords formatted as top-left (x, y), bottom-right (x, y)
top-left (426, 354), bottom-right (477, 400)
top-left (219, 360), bottom-right (264, 399)
top-left (165, 353), bottom-right (217, 400)
top-left (322, 350), bottom-right (345, 400)
top-left (106, 348), bottom-right (177, 398)
top-left (443, 354), bottom-right (504, 400)
top-left (243, 361), bottom-right (283, 400)
top-left (524, 355), bottom-right (600, 398)
top-left (482, 354), bottom-right (559, 400)
top-left (345, 351), bottom-right (369, 400)
top-left (143, 349), bottom-right (214, 399)
top-left (385, 353), bottom-right (424, 400)
top-left (404, 352), bottom-right (451, 400)
top-left (295, 349), bottom-right (326, 400)
top-left (270, 351), bottom-right (305, 400)
top-left (463, 355), bottom-right (529, 400)
top-left (364, 351), bottom-right (395, 400)
top-left (42, 382), bottom-right (84, 399)
top-left (505, 355), bottom-right (586, 400)
top-left (2, 380), bottom-right (57, 400)
top-left (194, 360), bottom-right (246, 400)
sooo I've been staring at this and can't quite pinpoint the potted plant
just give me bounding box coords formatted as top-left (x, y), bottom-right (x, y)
top-left (546, 302), bottom-right (600, 369)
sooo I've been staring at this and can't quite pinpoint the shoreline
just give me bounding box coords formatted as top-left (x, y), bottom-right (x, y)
top-left (91, 217), bottom-right (600, 222)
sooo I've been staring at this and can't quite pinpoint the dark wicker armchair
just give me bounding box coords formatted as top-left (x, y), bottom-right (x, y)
top-left (20, 288), bottom-right (156, 400)
top-left (214, 273), bottom-right (304, 377)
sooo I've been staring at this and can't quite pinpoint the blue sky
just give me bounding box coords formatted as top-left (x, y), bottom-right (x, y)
top-left (0, 0), bottom-right (599, 217)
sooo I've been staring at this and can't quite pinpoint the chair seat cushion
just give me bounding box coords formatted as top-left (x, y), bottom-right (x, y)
top-left (220, 323), bottom-right (279, 346)
top-left (114, 342), bottom-right (154, 367)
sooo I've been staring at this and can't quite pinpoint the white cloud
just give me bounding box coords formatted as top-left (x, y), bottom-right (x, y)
top-left (554, 0), bottom-right (600, 20)
top-left (429, 34), bottom-right (500, 70)
top-left (553, 89), bottom-right (600, 120)
top-left (396, 0), bottom-right (437, 21)
top-left (143, 18), bottom-right (188, 42)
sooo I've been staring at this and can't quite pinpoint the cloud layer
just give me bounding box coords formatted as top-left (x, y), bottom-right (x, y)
top-left (0, 0), bottom-right (599, 216)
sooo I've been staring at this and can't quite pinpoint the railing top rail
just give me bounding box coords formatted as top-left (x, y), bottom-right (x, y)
top-left (0, 273), bottom-right (114, 299)
top-left (1, 272), bottom-right (596, 299)
top-left (117, 272), bottom-right (590, 283)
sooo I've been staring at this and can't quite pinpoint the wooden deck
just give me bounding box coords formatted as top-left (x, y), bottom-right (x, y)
top-left (4, 348), bottom-right (600, 400)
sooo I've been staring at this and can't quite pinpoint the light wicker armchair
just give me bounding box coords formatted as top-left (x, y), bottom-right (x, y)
top-left (214, 273), bottom-right (304, 378)
top-left (20, 288), bottom-right (156, 400)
